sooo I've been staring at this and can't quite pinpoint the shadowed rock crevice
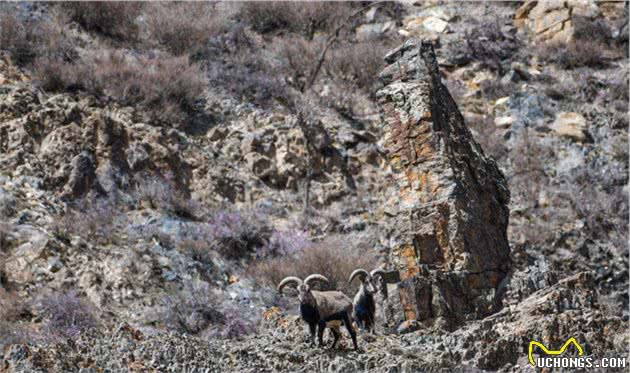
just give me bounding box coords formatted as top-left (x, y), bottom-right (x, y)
top-left (377, 40), bottom-right (511, 329)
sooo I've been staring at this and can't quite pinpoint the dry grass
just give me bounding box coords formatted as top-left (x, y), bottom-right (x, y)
top-left (34, 49), bottom-right (206, 125)
top-left (206, 33), bottom-right (287, 105)
top-left (133, 176), bottom-right (200, 219)
top-left (326, 41), bottom-right (394, 93)
top-left (52, 194), bottom-right (127, 245)
top-left (537, 41), bottom-right (610, 69)
top-left (0, 7), bottom-right (74, 66)
top-left (240, 2), bottom-right (352, 36)
top-left (0, 289), bottom-right (32, 348)
top-left (537, 16), bottom-right (622, 69)
top-left (0, 10), bottom-right (37, 65)
top-left (249, 235), bottom-right (378, 295)
top-left (467, 116), bottom-right (507, 161)
top-left (144, 2), bottom-right (225, 57)
top-left (37, 291), bottom-right (99, 341)
top-left (62, 1), bottom-right (142, 41)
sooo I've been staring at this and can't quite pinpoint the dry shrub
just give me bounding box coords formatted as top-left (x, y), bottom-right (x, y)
top-left (240, 2), bottom-right (351, 36)
top-left (510, 129), bottom-right (550, 210)
top-left (0, 9), bottom-right (37, 65)
top-left (62, 1), bottom-right (142, 41)
top-left (468, 116), bottom-right (507, 161)
top-left (53, 194), bottom-right (127, 245)
top-left (448, 19), bottom-right (520, 73)
top-left (537, 16), bottom-right (621, 69)
top-left (250, 235), bottom-right (378, 295)
top-left (0, 222), bottom-right (11, 253)
top-left (133, 177), bottom-right (200, 219)
top-left (0, 289), bottom-right (29, 322)
top-left (326, 41), bottom-right (394, 93)
top-left (277, 36), bottom-right (321, 90)
top-left (538, 40), bottom-right (610, 69)
top-left (34, 49), bottom-right (206, 125)
top-left (86, 50), bottom-right (205, 124)
top-left (162, 281), bottom-right (223, 335)
top-left (0, 290), bottom-right (32, 348)
top-left (37, 291), bottom-right (98, 341)
top-left (144, 2), bottom-right (225, 56)
top-left (0, 6), bottom-right (74, 66)
top-left (206, 29), bottom-right (288, 105)
top-left (161, 281), bottom-right (258, 339)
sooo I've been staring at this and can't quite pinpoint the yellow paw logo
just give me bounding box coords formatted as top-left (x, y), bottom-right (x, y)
top-left (528, 337), bottom-right (584, 367)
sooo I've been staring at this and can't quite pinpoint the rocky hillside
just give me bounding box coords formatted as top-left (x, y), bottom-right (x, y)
top-left (1, 1), bottom-right (628, 372)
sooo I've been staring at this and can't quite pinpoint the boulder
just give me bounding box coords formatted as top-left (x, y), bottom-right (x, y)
top-left (515, 0), bottom-right (602, 43)
top-left (551, 112), bottom-right (589, 142)
top-left (377, 40), bottom-right (511, 329)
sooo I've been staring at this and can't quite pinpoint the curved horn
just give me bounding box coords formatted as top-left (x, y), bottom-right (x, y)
top-left (277, 276), bottom-right (302, 293)
top-left (370, 268), bottom-right (386, 279)
top-left (304, 274), bottom-right (329, 287)
top-left (349, 269), bottom-right (369, 284)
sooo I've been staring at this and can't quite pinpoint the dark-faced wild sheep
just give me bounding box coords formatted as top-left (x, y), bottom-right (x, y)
top-left (278, 274), bottom-right (358, 350)
top-left (349, 268), bottom-right (385, 334)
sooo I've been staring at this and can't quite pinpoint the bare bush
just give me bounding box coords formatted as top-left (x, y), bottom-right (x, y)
top-left (572, 16), bottom-right (613, 45)
top-left (261, 227), bottom-right (310, 257)
top-left (144, 2), bottom-right (225, 56)
top-left (0, 7), bottom-right (74, 66)
top-left (0, 288), bottom-right (29, 322)
top-left (240, 2), bottom-right (351, 36)
top-left (162, 281), bottom-right (258, 339)
top-left (326, 41), bottom-right (394, 93)
top-left (182, 210), bottom-right (272, 260)
top-left (277, 36), bottom-right (321, 90)
top-left (216, 303), bottom-right (259, 339)
top-left (0, 222), bottom-right (11, 253)
top-left (0, 9), bottom-right (37, 65)
top-left (0, 288), bottom-right (32, 348)
top-left (536, 16), bottom-right (621, 69)
top-left (468, 116), bottom-right (507, 161)
top-left (162, 281), bottom-right (223, 335)
top-left (62, 1), bottom-right (142, 41)
top-left (206, 29), bottom-right (288, 106)
top-left (176, 239), bottom-right (214, 265)
top-left (53, 194), bottom-right (127, 245)
top-left (510, 129), bottom-right (550, 211)
top-left (250, 235), bottom-right (378, 295)
top-left (133, 177), bottom-right (199, 219)
top-left (37, 291), bottom-right (98, 341)
top-left (448, 19), bottom-right (521, 73)
top-left (537, 40), bottom-right (610, 69)
top-left (34, 49), bottom-right (206, 125)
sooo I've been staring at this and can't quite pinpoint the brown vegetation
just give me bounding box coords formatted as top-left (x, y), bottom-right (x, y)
top-left (62, 1), bottom-right (142, 41)
top-left (250, 236), bottom-right (378, 295)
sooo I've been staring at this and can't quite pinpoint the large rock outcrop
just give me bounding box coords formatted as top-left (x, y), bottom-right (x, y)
top-left (377, 40), bottom-right (511, 329)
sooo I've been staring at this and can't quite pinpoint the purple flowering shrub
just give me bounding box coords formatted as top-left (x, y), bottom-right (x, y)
top-left (37, 291), bottom-right (98, 342)
top-left (161, 281), bottom-right (258, 339)
top-left (261, 227), bottom-right (310, 257)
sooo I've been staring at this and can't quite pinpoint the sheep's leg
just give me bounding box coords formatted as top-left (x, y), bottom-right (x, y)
top-left (343, 313), bottom-right (358, 351)
top-left (317, 320), bottom-right (326, 347)
top-left (308, 322), bottom-right (316, 345)
top-left (369, 316), bottom-right (375, 335)
top-left (330, 327), bottom-right (340, 349)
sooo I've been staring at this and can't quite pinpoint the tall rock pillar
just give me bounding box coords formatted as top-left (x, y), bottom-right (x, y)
top-left (377, 40), bottom-right (511, 329)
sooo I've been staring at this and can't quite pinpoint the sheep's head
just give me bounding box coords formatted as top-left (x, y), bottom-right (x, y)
top-left (277, 274), bottom-right (329, 303)
top-left (349, 268), bottom-right (385, 295)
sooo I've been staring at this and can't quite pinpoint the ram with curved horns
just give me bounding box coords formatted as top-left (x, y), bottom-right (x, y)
top-left (278, 274), bottom-right (358, 350)
top-left (348, 268), bottom-right (385, 334)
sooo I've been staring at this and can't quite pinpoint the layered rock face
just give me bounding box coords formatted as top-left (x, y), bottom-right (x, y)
top-left (513, 0), bottom-right (626, 43)
top-left (377, 40), bottom-right (511, 328)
